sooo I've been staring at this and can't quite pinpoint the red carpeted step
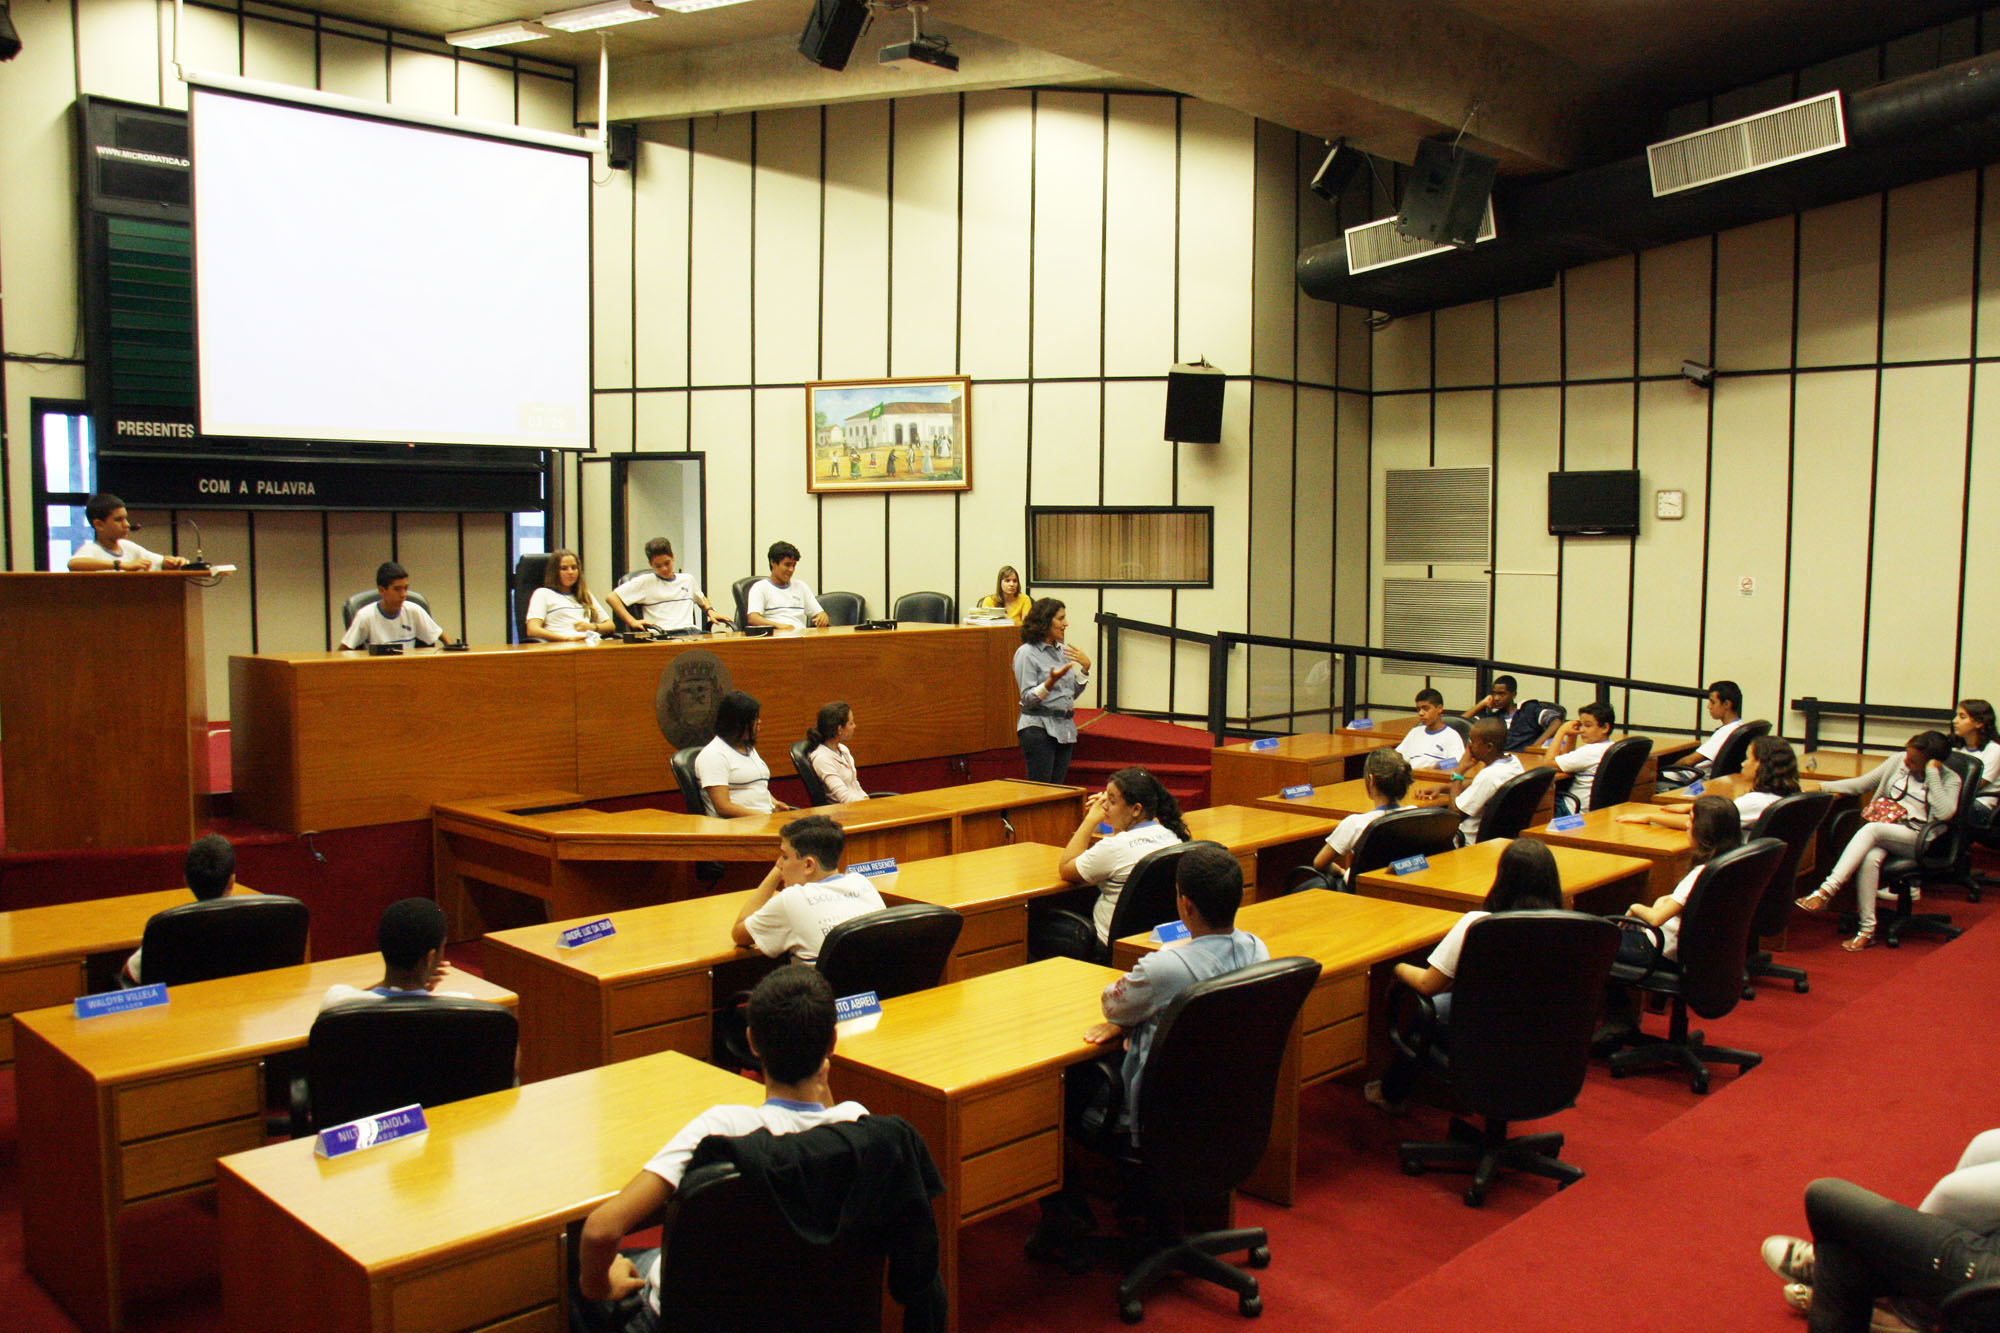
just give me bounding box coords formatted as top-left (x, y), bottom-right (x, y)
top-left (1071, 710), bottom-right (1218, 808)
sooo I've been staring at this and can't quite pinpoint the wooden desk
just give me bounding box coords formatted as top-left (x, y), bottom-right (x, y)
top-left (15, 955), bottom-right (516, 1333)
top-left (829, 956), bottom-right (1120, 1333)
top-left (217, 1051), bottom-right (763, 1333)
top-left (1523, 803), bottom-right (1693, 901)
top-left (1249, 778), bottom-right (1377, 821)
top-left (1112, 890), bottom-right (1460, 1205)
top-left (1183, 804), bottom-right (1341, 898)
top-left (434, 780), bottom-right (1085, 940)
top-left (875, 842), bottom-right (1072, 981)
top-left (231, 623), bottom-right (1020, 833)
top-left (1353, 839), bottom-right (1651, 916)
top-left (1209, 733), bottom-right (1395, 807)
top-left (1338, 716), bottom-right (1420, 739)
top-left (1800, 751), bottom-right (1890, 782)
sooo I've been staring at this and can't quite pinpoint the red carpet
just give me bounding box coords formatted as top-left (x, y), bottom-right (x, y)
top-left (1072, 709), bottom-right (1219, 809)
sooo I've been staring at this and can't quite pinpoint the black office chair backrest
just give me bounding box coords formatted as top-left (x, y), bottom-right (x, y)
top-left (1676, 837), bottom-right (1786, 1020)
top-left (1710, 720), bottom-right (1772, 779)
top-left (1344, 805), bottom-right (1461, 890)
top-left (305, 996), bottom-right (518, 1131)
top-left (1444, 910), bottom-right (1622, 1123)
top-left (1746, 790), bottom-right (1839, 937)
top-left (816, 904), bottom-right (964, 1002)
top-left (672, 745), bottom-right (710, 814)
top-left (731, 575), bottom-right (758, 626)
top-left (890, 591), bottom-right (954, 624)
top-left (1136, 956), bottom-right (1323, 1204)
top-left (820, 590), bottom-right (867, 626)
top-left (1476, 764), bottom-right (1561, 842)
top-left (341, 588), bottom-right (432, 629)
top-left (139, 895), bottom-right (311, 988)
top-left (1101, 841), bottom-right (1199, 946)
top-left (1441, 716), bottom-right (1472, 742)
top-left (1588, 736), bottom-right (1655, 810)
top-left (1924, 750), bottom-right (1988, 868)
top-left (512, 553), bottom-right (553, 642)
top-left (791, 739), bottom-right (833, 807)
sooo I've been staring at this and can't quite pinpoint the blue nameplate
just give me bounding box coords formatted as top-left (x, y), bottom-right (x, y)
top-left (315, 1104), bottom-right (428, 1159)
top-left (1437, 756), bottom-right (1458, 772)
top-left (834, 991), bottom-right (882, 1033)
top-left (1281, 784), bottom-right (1314, 800)
top-left (75, 983), bottom-right (168, 1018)
top-left (851, 858), bottom-right (898, 878)
top-left (1550, 814), bottom-right (1587, 832)
top-left (557, 918), bottom-right (616, 949)
top-left (1152, 919), bottom-right (1191, 943)
top-left (1389, 854), bottom-right (1430, 875)
top-left (1684, 780), bottom-right (1706, 797)
top-left (1348, 718), bottom-right (1374, 730)
top-left (1251, 737), bottom-right (1280, 751)
top-left (1097, 821), bottom-right (1114, 835)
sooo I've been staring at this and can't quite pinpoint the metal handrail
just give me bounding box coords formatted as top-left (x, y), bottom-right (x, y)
top-left (1790, 696), bottom-right (1954, 751)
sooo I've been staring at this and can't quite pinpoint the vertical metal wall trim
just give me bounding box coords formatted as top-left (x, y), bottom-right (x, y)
top-left (246, 511), bottom-right (259, 651)
top-left (1166, 96), bottom-right (1183, 713)
top-left (455, 512), bottom-right (467, 642)
top-left (1856, 189), bottom-right (1891, 743)
top-left (1552, 271), bottom-right (1569, 693)
top-left (748, 113), bottom-right (759, 565)
top-left (1624, 255), bottom-right (1642, 723)
top-left (1952, 164), bottom-right (1986, 703)
top-left (1486, 298), bottom-right (1500, 672)
top-left (1694, 233), bottom-right (1718, 737)
top-left (320, 510), bottom-right (333, 649)
top-left (1097, 96), bottom-right (1109, 507)
top-left (1777, 210), bottom-right (1804, 736)
top-left (882, 100), bottom-right (895, 603)
top-left (389, 512), bottom-right (399, 562)
top-left (1288, 130), bottom-right (1303, 726)
top-left (1024, 91), bottom-right (1038, 597)
top-left (629, 114), bottom-right (640, 449)
top-left (952, 93), bottom-right (965, 617)
top-left (814, 104), bottom-right (827, 571)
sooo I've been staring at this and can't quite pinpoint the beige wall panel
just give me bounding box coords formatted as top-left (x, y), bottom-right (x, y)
top-left (324, 511), bottom-right (396, 645)
top-left (1556, 383), bottom-right (1634, 694)
top-left (1563, 381), bottom-right (1633, 469)
top-left (1334, 390), bottom-right (1370, 645)
top-left (1028, 381), bottom-right (1100, 506)
top-left (1105, 96), bottom-right (1179, 380)
top-left (1625, 381), bottom-right (1709, 731)
top-left (579, 459), bottom-right (614, 596)
top-left (1175, 383), bottom-right (1251, 720)
top-left (250, 510), bottom-right (330, 652)
top-left (1961, 364), bottom-right (2000, 692)
top-left (1796, 196), bottom-right (1880, 368)
top-left (517, 73), bottom-right (574, 134)
top-left (1497, 283), bottom-right (1559, 386)
top-left (1294, 387), bottom-right (1338, 645)
top-left (1638, 237), bottom-right (1712, 378)
top-left (753, 385), bottom-right (816, 580)
top-left (595, 391), bottom-right (634, 454)
top-left (820, 101), bottom-right (891, 382)
top-left (396, 512), bottom-right (467, 642)
top-left (956, 379), bottom-right (1028, 617)
top-left (319, 33), bottom-right (388, 103)
top-left (1337, 303), bottom-right (1371, 393)
top-left (1251, 119), bottom-right (1297, 381)
top-left (1783, 369), bottom-right (1874, 725)
top-left (1030, 92), bottom-right (1105, 379)
top-left (752, 107), bottom-right (824, 386)
top-left (389, 46), bottom-right (454, 114)
top-left (462, 512), bottom-right (512, 646)
top-left (454, 56), bottom-right (517, 125)
top-left (5, 369), bottom-right (83, 570)
top-left (187, 512), bottom-right (252, 719)
top-left (634, 121), bottom-right (692, 389)
top-left (1489, 387), bottom-right (1561, 705)
top-left (169, 3), bottom-right (244, 104)
top-left (888, 96), bottom-right (960, 379)
top-left (886, 490), bottom-right (956, 609)
top-left (1102, 380), bottom-right (1175, 506)
top-left (1715, 216), bottom-right (1795, 373)
top-left (1372, 312), bottom-right (1431, 393)
top-left (1883, 173), bottom-right (1976, 365)
top-left (689, 114), bottom-right (754, 388)
top-left (1866, 364), bottom-right (1968, 707)
top-left (1176, 100), bottom-right (1254, 373)
top-left (1099, 585), bottom-right (1173, 716)
top-left (690, 390), bottom-right (753, 589)
top-left (1432, 389), bottom-right (1491, 470)
top-left (1564, 256), bottom-right (1635, 383)
top-left (1981, 164), bottom-right (2000, 357)
top-left (593, 163), bottom-right (636, 390)
top-left (1434, 302), bottom-right (1495, 388)
top-left (1295, 139), bottom-right (1343, 389)
top-left (80, 0), bottom-right (162, 99)
top-left (959, 91), bottom-right (1032, 381)
top-left (2, 0), bottom-right (81, 363)
top-left (1364, 392), bottom-right (1428, 705)
top-left (634, 390), bottom-right (691, 454)
top-left (1701, 376), bottom-right (1790, 721)
top-left (1248, 382), bottom-right (1295, 638)
top-left (818, 493), bottom-right (889, 615)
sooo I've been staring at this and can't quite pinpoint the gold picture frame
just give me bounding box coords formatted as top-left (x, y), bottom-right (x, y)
top-left (806, 376), bottom-right (971, 494)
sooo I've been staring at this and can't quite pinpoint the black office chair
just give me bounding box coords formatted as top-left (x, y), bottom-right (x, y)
top-left (891, 591), bottom-right (954, 624)
top-left (1392, 911), bottom-right (1622, 1206)
top-left (1342, 805), bottom-right (1461, 891)
top-left (511, 553), bottom-right (553, 642)
top-left (1029, 841), bottom-right (1196, 964)
top-left (788, 739), bottom-right (897, 807)
top-left (296, 996), bottom-right (517, 1132)
top-left (1586, 736), bottom-right (1655, 811)
top-left (731, 575), bottom-right (758, 626)
top-left (1877, 749), bottom-right (1984, 947)
top-left (1742, 790), bottom-right (1838, 995)
top-left (671, 746), bottom-right (727, 886)
top-left (820, 590), bottom-right (867, 626)
top-left (340, 587), bottom-right (433, 628)
top-left (137, 895), bottom-right (311, 988)
top-left (1709, 719), bottom-right (1772, 779)
top-left (1441, 716), bottom-right (1473, 742)
top-left (1601, 837), bottom-right (1785, 1093)
top-left (1475, 765), bottom-right (1560, 843)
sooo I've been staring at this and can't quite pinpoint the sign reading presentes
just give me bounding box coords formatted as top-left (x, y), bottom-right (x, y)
top-left (558, 918), bottom-right (617, 949)
top-left (316, 1104), bottom-right (429, 1159)
top-left (74, 983), bottom-right (168, 1018)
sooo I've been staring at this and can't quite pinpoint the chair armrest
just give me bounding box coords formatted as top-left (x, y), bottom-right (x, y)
top-left (1284, 864), bottom-right (1331, 895)
top-left (866, 790), bottom-right (901, 800)
top-left (1609, 915), bottom-right (1666, 981)
top-left (1384, 983), bottom-right (1439, 1064)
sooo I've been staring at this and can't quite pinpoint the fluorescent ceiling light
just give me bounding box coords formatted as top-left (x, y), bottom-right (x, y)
top-left (445, 20), bottom-right (555, 48)
top-left (541, 0), bottom-right (666, 31)
top-left (658, 0), bottom-right (757, 10)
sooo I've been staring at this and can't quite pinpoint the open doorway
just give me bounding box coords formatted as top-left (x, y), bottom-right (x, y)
top-left (611, 453), bottom-right (707, 591)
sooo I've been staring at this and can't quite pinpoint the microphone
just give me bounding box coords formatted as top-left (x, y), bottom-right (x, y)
top-left (174, 516), bottom-right (212, 571)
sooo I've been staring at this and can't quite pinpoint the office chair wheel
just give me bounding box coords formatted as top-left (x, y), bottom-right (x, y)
top-left (1247, 1245), bottom-right (1271, 1269)
top-left (1795, 979), bottom-right (1810, 994)
top-left (1121, 1298), bottom-right (1145, 1324)
top-left (1692, 1072), bottom-right (1710, 1095)
top-left (1464, 1184), bottom-right (1486, 1207)
top-left (1610, 1064), bottom-right (1629, 1079)
top-left (1400, 1158), bottom-right (1425, 1176)
top-left (1239, 1294), bottom-right (1263, 1317)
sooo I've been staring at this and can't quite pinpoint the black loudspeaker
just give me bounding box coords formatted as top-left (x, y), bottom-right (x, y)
top-left (1309, 139), bottom-right (1361, 201)
top-left (606, 123), bottom-right (638, 172)
top-left (799, 0), bottom-right (872, 71)
top-left (1397, 135), bottom-right (1497, 246)
top-left (1164, 364), bottom-right (1226, 444)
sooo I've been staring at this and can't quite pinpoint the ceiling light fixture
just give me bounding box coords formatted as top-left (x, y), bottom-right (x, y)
top-left (658, 0), bottom-right (757, 11)
top-left (541, 0), bottom-right (666, 33)
top-left (444, 19), bottom-right (556, 48)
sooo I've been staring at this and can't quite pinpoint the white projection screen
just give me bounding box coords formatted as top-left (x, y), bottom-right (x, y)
top-left (191, 83), bottom-right (592, 450)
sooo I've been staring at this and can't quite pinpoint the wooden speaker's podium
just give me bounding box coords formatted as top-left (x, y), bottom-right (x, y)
top-left (0, 572), bottom-right (212, 852)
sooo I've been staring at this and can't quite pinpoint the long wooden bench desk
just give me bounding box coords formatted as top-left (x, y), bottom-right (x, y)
top-left (1523, 802), bottom-right (1693, 902)
top-left (1249, 777), bottom-right (1377, 821)
top-left (1209, 733), bottom-right (1397, 807)
top-left (217, 1051), bottom-right (763, 1333)
top-left (1353, 839), bottom-right (1652, 916)
top-left (870, 841), bottom-right (1073, 981)
top-left (1181, 804), bottom-right (1341, 898)
top-left (435, 780), bottom-right (1085, 940)
top-left (16, 955), bottom-right (516, 1333)
top-left (1112, 890), bottom-right (1460, 1206)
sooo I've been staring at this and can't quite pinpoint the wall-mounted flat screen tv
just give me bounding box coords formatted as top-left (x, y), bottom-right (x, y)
top-left (1548, 469), bottom-right (1640, 537)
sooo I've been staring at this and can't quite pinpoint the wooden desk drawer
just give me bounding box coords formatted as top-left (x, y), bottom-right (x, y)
top-left (956, 907), bottom-right (1026, 956)
top-left (961, 1078), bottom-right (1060, 1157)
top-left (1300, 971), bottom-right (1368, 1032)
top-left (391, 1235), bottom-right (562, 1333)
top-left (961, 1128), bottom-right (1061, 1220)
top-left (0, 959), bottom-right (86, 1015)
top-left (473, 1307), bottom-right (563, 1333)
top-left (121, 1116), bottom-right (264, 1201)
top-left (1300, 1013), bottom-right (1366, 1083)
top-left (951, 943), bottom-right (1027, 982)
top-left (607, 973), bottom-right (707, 1033)
top-left (606, 1014), bottom-right (707, 1064)
top-left (118, 1064), bottom-right (262, 1140)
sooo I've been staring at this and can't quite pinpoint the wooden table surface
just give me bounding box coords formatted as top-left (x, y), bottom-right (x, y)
top-left (1184, 803), bottom-right (1343, 898)
top-left (1209, 732), bottom-right (1397, 806)
top-left (1800, 751), bottom-right (1892, 782)
top-left (878, 841), bottom-right (1072, 981)
top-left (1249, 777), bottom-right (1378, 820)
top-left (1339, 716), bottom-right (1421, 739)
top-left (217, 1051), bottom-right (763, 1333)
top-left (1353, 839), bottom-right (1653, 914)
top-left (1523, 802), bottom-right (1694, 901)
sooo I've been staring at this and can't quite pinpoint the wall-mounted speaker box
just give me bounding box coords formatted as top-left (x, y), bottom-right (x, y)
top-left (606, 123), bottom-right (638, 172)
top-left (799, 0), bottom-right (872, 71)
top-left (77, 97), bottom-right (191, 217)
top-left (1397, 135), bottom-right (1497, 246)
top-left (1164, 364), bottom-right (1227, 444)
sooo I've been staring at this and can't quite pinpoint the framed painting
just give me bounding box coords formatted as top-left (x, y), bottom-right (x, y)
top-left (806, 376), bottom-right (971, 493)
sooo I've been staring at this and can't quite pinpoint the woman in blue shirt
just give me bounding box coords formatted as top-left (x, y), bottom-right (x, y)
top-left (1013, 597), bottom-right (1092, 783)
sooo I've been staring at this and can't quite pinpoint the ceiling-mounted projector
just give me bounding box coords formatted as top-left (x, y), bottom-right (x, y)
top-left (879, 33), bottom-right (956, 71)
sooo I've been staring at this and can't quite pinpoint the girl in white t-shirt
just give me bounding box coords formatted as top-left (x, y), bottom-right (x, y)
top-left (694, 691), bottom-right (792, 818)
top-left (800, 700), bottom-right (868, 804)
top-left (1058, 766), bottom-right (1190, 944)
top-left (525, 549), bottom-right (613, 643)
top-left (1314, 747), bottom-right (1413, 875)
top-left (1622, 735), bottom-right (1802, 835)
top-left (1953, 698), bottom-right (2000, 823)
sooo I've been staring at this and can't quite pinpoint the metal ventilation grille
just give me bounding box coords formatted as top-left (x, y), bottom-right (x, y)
top-left (1382, 579), bottom-right (1487, 678)
top-left (1648, 91), bottom-right (1846, 197)
top-left (1384, 466), bottom-right (1490, 565)
top-left (1344, 202), bottom-right (1497, 274)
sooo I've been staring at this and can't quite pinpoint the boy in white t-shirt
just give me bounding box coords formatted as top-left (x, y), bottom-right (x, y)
top-left (339, 561), bottom-right (452, 649)
top-left (578, 966), bottom-right (868, 1325)
top-left (731, 815), bottom-right (886, 963)
top-left (1542, 700), bottom-right (1616, 814)
top-left (319, 898), bottom-right (478, 1010)
top-left (1395, 688), bottom-right (1467, 772)
top-left (1414, 719), bottom-right (1521, 844)
top-left (745, 540), bottom-right (829, 629)
top-left (67, 492), bottom-right (188, 571)
top-left (1314, 747), bottom-right (1414, 876)
top-left (609, 537), bottom-right (729, 633)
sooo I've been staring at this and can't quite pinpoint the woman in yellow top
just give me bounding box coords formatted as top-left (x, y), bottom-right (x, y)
top-left (979, 564), bottom-right (1030, 625)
